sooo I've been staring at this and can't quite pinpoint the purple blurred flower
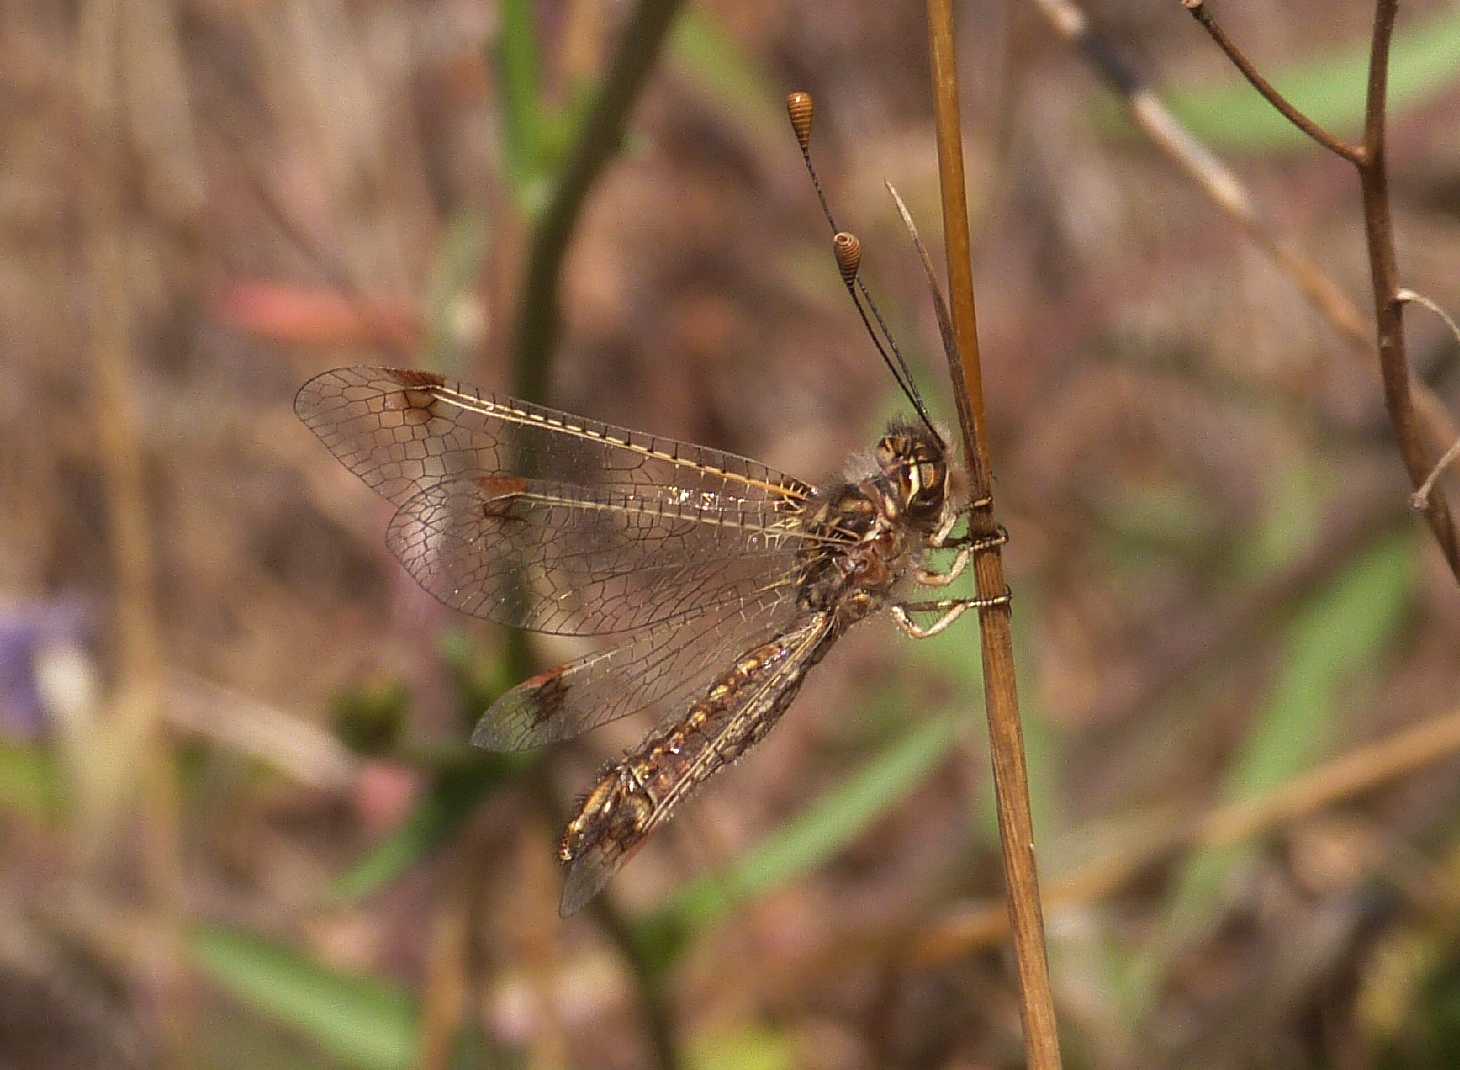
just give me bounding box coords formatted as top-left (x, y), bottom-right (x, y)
top-left (0, 600), bottom-right (91, 740)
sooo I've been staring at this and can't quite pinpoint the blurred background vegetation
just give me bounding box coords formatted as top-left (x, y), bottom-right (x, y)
top-left (4, 1), bottom-right (1460, 1067)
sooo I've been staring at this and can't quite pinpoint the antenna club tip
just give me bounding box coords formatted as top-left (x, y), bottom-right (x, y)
top-left (833, 231), bottom-right (862, 284)
top-left (786, 91), bottom-right (814, 151)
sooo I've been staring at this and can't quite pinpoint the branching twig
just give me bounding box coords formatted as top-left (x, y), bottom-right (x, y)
top-left (1180, 0), bottom-right (1364, 163)
top-left (1396, 289), bottom-right (1460, 508)
top-left (1031, 0), bottom-right (1460, 578)
top-left (1412, 437), bottom-right (1460, 512)
top-left (1353, 0), bottom-right (1460, 576)
top-left (1170, 0), bottom-right (1460, 578)
top-left (924, 2), bottom-right (1062, 1066)
top-left (1033, 0), bottom-right (1452, 433)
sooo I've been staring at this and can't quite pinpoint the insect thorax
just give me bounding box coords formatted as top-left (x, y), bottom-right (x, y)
top-left (795, 421), bottom-right (952, 620)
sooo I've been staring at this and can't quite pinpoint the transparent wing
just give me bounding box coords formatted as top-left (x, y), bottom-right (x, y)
top-left (294, 366), bottom-right (814, 510)
top-left (558, 612), bottom-right (834, 915)
top-left (472, 581), bottom-right (803, 751)
top-left (385, 476), bottom-right (834, 635)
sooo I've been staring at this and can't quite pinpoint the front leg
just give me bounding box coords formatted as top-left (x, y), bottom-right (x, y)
top-left (915, 525), bottom-right (1009, 588)
top-left (891, 590), bottom-right (1012, 639)
top-left (929, 493), bottom-right (994, 548)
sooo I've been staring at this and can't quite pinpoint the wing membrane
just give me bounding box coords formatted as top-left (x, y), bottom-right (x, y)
top-left (294, 366), bottom-right (814, 510)
top-left (472, 582), bottom-right (802, 750)
top-left (385, 476), bottom-right (830, 635)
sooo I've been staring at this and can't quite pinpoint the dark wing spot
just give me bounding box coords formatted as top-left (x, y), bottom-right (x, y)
top-left (383, 367), bottom-right (446, 389)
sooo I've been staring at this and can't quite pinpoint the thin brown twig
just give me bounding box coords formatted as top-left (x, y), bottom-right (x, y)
top-left (774, 695), bottom-right (1460, 988)
top-left (1399, 287), bottom-right (1460, 507)
top-left (1036, 0), bottom-right (1460, 578)
top-left (1179, 0), bottom-right (1364, 163)
top-left (924, 2), bottom-right (1062, 1066)
top-left (910, 700), bottom-right (1460, 966)
top-left (1355, 0), bottom-right (1460, 577)
top-left (77, 0), bottom-right (186, 1060)
top-left (1171, 0), bottom-right (1460, 578)
top-left (1030, 0), bottom-right (1460, 465)
top-left (1412, 436), bottom-right (1460, 511)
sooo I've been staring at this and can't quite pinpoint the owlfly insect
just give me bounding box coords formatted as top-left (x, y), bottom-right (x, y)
top-left (295, 93), bottom-right (1009, 916)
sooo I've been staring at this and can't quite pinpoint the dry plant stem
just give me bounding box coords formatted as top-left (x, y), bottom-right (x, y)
top-left (526, 768), bottom-right (682, 1070)
top-left (417, 865), bottom-right (472, 1070)
top-left (925, 2), bottom-right (1061, 1066)
top-left (1402, 283), bottom-right (1460, 507)
top-left (417, 822), bottom-right (502, 1070)
top-left (1179, 0), bottom-right (1460, 577)
top-left (1413, 437), bottom-right (1460, 509)
top-left (1357, 0), bottom-right (1459, 573)
top-left (1181, 1), bottom-right (1362, 162)
top-left (78, 0), bottom-right (186, 1060)
top-left (911, 700), bottom-right (1460, 965)
top-left (1029, 0), bottom-right (1458, 489)
top-left (509, 0), bottom-right (686, 403)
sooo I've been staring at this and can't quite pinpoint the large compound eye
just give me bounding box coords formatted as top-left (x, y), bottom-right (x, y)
top-left (908, 462), bottom-right (941, 503)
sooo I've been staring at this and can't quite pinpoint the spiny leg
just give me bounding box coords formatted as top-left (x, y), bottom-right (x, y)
top-left (891, 590), bottom-right (1012, 639)
top-left (915, 525), bottom-right (1009, 588)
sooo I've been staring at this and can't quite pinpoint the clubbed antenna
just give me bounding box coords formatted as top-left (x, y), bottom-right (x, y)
top-left (786, 91), bottom-right (939, 442)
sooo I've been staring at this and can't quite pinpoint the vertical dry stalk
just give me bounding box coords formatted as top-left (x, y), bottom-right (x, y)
top-left (1180, 0), bottom-right (1460, 579)
top-left (1354, 0), bottom-right (1458, 570)
top-left (1030, 0), bottom-right (1458, 474)
top-left (77, 0), bottom-right (186, 1060)
top-left (924, 2), bottom-right (1062, 1065)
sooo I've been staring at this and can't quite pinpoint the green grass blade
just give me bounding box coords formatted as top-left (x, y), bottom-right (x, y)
top-left (330, 755), bottom-right (518, 902)
top-left (1142, 532), bottom-right (1416, 997)
top-left (648, 714), bottom-right (959, 939)
top-left (689, 1024), bottom-right (797, 1070)
top-left (668, 9), bottom-right (783, 148)
top-left (497, 0), bottom-right (547, 207)
top-left (190, 926), bottom-right (418, 1070)
top-left (0, 741), bottom-right (61, 818)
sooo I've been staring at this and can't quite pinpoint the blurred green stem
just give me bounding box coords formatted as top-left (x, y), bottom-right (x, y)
top-left (509, 0), bottom-right (688, 404)
top-left (503, 4), bottom-right (687, 1068)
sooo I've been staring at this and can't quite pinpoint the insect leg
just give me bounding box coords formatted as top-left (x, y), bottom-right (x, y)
top-left (929, 493), bottom-right (995, 548)
top-left (915, 525), bottom-right (1008, 587)
top-left (891, 590), bottom-right (1012, 639)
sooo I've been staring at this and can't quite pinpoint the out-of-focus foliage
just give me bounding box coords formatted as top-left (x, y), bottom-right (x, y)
top-left (5, 0), bottom-right (1460, 1067)
top-left (191, 927), bottom-right (419, 1070)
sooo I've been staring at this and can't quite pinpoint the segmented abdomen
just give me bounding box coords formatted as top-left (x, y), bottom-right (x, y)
top-left (557, 612), bottom-right (835, 915)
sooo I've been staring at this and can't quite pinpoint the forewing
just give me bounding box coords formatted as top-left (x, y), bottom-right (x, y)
top-left (471, 583), bottom-right (802, 751)
top-left (557, 612), bottom-right (834, 915)
top-left (294, 366), bottom-right (813, 509)
top-left (385, 476), bottom-right (828, 635)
